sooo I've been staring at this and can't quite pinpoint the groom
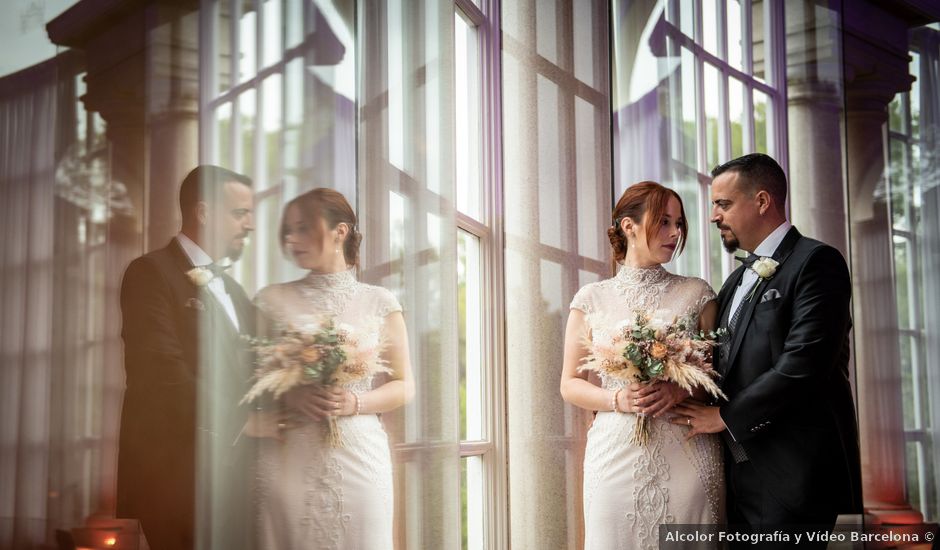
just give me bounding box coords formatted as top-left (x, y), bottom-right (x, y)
top-left (674, 154), bottom-right (862, 542)
top-left (116, 165), bottom-right (257, 550)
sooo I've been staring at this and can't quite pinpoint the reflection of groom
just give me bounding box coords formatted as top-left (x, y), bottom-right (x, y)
top-left (116, 165), bottom-right (256, 550)
top-left (674, 154), bottom-right (862, 544)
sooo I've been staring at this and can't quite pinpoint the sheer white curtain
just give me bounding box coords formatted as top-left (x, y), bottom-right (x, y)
top-left (0, 51), bottom-right (120, 550)
top-left (0, 56), bottom-right (58, 550)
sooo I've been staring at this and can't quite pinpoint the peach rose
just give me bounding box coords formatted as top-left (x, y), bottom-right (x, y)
top-left (650, 342), bottom-right (668, 360)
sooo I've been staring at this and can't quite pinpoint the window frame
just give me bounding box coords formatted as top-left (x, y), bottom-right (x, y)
top-left (454, 0), bottom-right (508, 548)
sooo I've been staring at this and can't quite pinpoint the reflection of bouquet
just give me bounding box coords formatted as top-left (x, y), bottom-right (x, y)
top-left (241, 320), bottom-right (390, 447)
top-left (579, 312), bottom-right (727, 445)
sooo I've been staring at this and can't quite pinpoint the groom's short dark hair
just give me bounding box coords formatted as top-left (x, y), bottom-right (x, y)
top-left (711, 153), bottom-right (787, 211)
top-left (179, 165), bottom-right (253, 223)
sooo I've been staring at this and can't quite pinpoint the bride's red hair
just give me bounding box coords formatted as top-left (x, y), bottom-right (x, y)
top-left (607, 181), bottom-right (687, 264)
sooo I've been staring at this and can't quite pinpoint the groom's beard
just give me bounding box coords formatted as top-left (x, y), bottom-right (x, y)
top-left (716, 225), bottom-right (740, 253)
top-left (225, 234), bottom-right (250, 262)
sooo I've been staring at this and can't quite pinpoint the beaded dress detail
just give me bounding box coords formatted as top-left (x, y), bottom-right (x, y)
top-left (571, 264), bottom-right (725, 550)
top-left (253, 269), bottom-right (401, 550)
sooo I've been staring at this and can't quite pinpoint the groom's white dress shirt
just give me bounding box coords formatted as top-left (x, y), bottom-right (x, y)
top-left (728, 220), bottom-right (792, 318)
top-left (177, 233), bottom-right (241, 331)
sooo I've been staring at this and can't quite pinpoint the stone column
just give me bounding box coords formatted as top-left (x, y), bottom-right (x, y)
top-left (784, 2), bottom-right (848, 257)
top-left (502, 0), bottom-right (610, 548)
top-left (842, 1), bottom-right (927, 524)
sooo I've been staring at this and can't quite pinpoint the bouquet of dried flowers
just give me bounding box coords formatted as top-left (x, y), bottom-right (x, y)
top-left (241, 320), bottom-right (389, 447)
top-left (579, 312), bottom-right (727, 445)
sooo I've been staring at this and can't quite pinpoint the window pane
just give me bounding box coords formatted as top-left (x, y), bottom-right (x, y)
top-left (753, 88), bottom-right (768, 153)
top-left (284, 0), bottom-right (304, 50)
top-left (217, 0), bottom-right (233, 93)
top-left (261, 74), bottom-right (282, 190)
top-left (458, 230), bottom-right (484, 442)
top-left (537, 75), bottom-right (562, 249)
top-left (889, 95), bottom-right (905, 134)
top-left (678, 47), bottom-right (697, 168)
top-left (727, 0), bottom-right (744, 70)
top-left (239, 88), bottom-right (257, 176)
top-left (215, 102), bottom-right (233, 167)
top-left (894, 239), bottom-right (911, 331)
top-left (262, 0), bottom-right (282, 68)
top-left (239, 6), bottom-right (257, 83)
top-left (702, 0), bottom-right (719, 56)
top-left (387, 0), bottom-right (407, 172)
top-left (704, 63), bottom-right (720, 170)
top-left (729, 77), bottom-right (745, 158)
top-left (455, 14), bottom-right (482, 221)
top-left (751, 0), bottom-right (767, 82)
top-left (889, 139), bottom-right (909, 230)
top-left (708, 209), bottom-right (726, 288)
top-left (461, 455), bottom-right (485, 550)
top-left (283, 58), bottom-right (304, 181)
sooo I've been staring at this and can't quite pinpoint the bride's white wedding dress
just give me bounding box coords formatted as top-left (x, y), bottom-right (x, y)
top-left (571, 264), bottom-right (725, 550)
top-left (253, 269), bottom-right (401, 550)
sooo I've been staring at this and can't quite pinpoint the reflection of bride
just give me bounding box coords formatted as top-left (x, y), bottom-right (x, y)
top-left (247, 188), bottom-right (415, 550)
top-left (561, 182), bottom-right (725, 550)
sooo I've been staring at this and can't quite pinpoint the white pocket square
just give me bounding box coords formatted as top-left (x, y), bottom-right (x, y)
top-left (760, 289), bottom-right (781, 303)
top-left (185, 297), bottom-right (206, 311)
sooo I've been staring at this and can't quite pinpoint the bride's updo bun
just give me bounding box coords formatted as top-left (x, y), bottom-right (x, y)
top-left (280, 188), bottom-right (362, 266)
top-left (609, 181), bottom-right (687, 264)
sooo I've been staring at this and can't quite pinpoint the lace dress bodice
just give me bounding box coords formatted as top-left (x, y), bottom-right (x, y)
top-left (571, 264), bottom-right (716, 390)
top-left (254, 269), bottom-right (402, 393)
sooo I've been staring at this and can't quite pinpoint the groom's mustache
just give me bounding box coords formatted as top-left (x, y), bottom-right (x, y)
top-left (715, 224), bottom-right (732, 231)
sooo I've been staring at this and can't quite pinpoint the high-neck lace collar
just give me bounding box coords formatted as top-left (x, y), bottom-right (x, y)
top-left (300, 268), bottom-right (357, 290)
top-left (616, 263), bottom-right (668, 286)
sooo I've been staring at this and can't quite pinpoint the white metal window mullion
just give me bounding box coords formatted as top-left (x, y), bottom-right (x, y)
top-left (477, 0), bottom-right (507, 547)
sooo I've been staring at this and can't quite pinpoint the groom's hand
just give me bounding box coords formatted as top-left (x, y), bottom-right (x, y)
top-left (285, 385), bottom-right (345, 421)
top-left (670, 402), bottom-right (727, 439)
top-left (634, 381), bottom-right (691, 417)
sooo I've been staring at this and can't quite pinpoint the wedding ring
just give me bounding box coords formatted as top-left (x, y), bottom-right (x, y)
top-left (277, 422), bottom-right (286, 430)
top-left (686, 418), bottom-right (691, 426)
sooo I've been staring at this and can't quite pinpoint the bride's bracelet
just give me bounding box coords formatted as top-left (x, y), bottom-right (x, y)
top-left (611, 388), bottom-right (623, 413)
top-left (353, 391), bottom-right (363, 415)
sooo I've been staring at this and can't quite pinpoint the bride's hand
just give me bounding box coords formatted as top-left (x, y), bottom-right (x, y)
top-left (633, 381), bottom-right (691, 417)
top-left (284, 385), bottom-right (345, 420)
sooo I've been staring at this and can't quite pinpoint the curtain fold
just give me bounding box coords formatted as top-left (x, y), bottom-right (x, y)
top-left (0, 56), bottom-right (58, 550)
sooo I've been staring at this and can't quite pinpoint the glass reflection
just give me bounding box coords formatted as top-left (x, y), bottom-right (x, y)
top-left (246, 189), bottom-right (414, 548)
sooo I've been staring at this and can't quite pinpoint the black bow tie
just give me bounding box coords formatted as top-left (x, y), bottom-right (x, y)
top-left (206, 263), bottom-right (231, 277)
top-left (735, 254), bottom-right (759, 268)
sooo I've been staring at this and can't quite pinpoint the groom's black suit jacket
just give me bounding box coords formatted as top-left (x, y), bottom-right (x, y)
top-left (716, 227), bottom-right (863, 522)
top-left (116, 239), bottom-right (256, 550)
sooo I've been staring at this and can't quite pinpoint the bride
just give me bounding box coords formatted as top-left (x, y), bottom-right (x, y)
top-left (247, 188), bottom-right (414, 549)
top-left (560, 181), bottom-right (725, 549)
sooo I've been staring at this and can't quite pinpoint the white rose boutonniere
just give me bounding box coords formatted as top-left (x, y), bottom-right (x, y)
top-left (187, 267), bottom-right (215, 287)
top-left (745, 257), bottom-right (779, 302)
